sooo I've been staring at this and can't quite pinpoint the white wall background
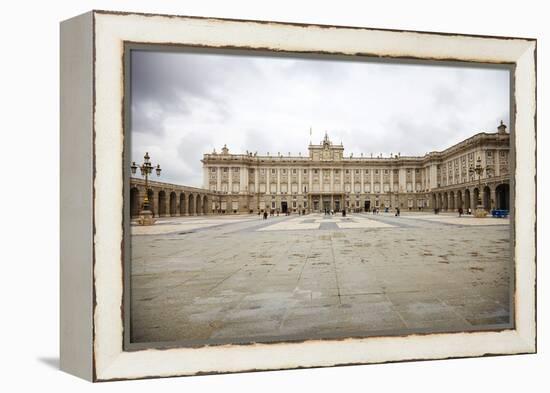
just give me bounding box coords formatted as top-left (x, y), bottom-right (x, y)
top-left (1, 0), bottom-right (546, 391)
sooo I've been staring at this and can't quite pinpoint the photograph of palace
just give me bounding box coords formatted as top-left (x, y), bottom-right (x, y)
top-left (127, 48), bottom-right (512, 345)
top-left (131, 126), bottom-right (510, 218)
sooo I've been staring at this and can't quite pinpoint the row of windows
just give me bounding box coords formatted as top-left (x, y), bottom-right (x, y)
top-left (210, 167), bottom-right (423, 175)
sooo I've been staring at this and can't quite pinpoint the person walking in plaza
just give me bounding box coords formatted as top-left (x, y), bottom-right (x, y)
top-left (458, 206), bottom-right (463, 217)
top-left (263, 211), bottom-right (268, 220)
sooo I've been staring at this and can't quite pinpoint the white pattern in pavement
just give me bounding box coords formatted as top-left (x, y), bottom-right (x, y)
top-left (131, 217), bottom-right (254, 235)
top-left (258, 214), bottom-right (394, 231)
top-left (407, 215), bottom-right (509, 226)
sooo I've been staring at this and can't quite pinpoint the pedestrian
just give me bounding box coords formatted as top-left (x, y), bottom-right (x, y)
top-left (458, 207), bottom-right (463, 217)
top-left (263, 211), bottom-right (268, 220)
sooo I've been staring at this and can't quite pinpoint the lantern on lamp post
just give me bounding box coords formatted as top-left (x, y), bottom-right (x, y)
top-left (468, 155), bottom-right (491, 218)
top-left (131, 152), bottom-right (162, 225)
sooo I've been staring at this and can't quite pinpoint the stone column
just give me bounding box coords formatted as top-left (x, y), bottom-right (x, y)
top-left (240, 165), bottom-right (247, 194)
top-left (228, 167), bottom-right (233, 195)
top-left (152, 193), bottom-right (159, 218)
top-left (287, 168), bottom-right (291, 196)
top-left (298, 167), bottom-right (302, 195)
top-left (216, 166), bottom-right (221, 192)
top-left (277, 168), bottom-right (281, 195)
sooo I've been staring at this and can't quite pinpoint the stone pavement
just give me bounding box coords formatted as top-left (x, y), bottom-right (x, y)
top-left (130, 212), bottom-right (512, 345)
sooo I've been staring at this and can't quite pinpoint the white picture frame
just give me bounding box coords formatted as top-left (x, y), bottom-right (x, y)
top-left (60, 10), bottom-right (536, 381)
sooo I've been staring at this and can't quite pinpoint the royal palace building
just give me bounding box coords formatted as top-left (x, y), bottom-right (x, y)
top-left (130, 122), bottom-right (511, 217)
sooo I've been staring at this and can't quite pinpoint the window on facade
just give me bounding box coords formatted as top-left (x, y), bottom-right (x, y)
top-left (375, 170), bottom-right (379, 174)
top-left (487, 151), bottom-right (492, 157)
top-left (234, 167), bottom-right (239, 172)
top-left (355, 169), bottom-right (359, 174)
top-left (500, 151), bottom-right (505, 157)
top-left (271, 169), bottom-right (276, 174)
top-left (384, 169), bottom-right (389, 174)
top-left (335, 169), bottom-right (339, 174)
top-left (415, 169), bottom-right (419, 173)
top-left (365, 169), bottom-right (369, 174)
top-left (223, 167), bottom-right (228, 172)
top-left (314, 169), bottom-right (318, 174)
top-left (292, 169), bottom-right (296, 174)
top-left (260, 168), bottom-right (265, 174)
top-left (211, 168), bottom-right (216, 172)
top-left (407, 169), bottom-right (411, 174)
top-left (282, 169), bottom-right (286, 174)
top-left (303, 169), bottom-right (307, 174)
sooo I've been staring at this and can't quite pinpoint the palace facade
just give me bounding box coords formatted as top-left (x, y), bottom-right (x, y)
top-left (130, 122), bottom-right (510, 217)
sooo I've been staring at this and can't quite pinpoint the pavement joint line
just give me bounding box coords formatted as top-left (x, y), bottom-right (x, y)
top-left (329, 234), bottom-right (343, 305)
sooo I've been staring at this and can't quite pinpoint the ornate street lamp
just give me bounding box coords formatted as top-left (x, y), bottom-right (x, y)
top-left (468, 155), bottom-right (492, 218)
top-left (131, 152), bottom-right (161, 225)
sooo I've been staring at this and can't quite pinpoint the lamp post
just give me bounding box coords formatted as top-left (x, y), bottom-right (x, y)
top-left (468, 155), bottom-right (491, 218)
top-left (131, 152), bottom-right (161, 225)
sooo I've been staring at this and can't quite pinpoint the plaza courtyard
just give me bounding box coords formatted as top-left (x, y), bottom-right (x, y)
top-left (130, 212), bottom-right (512, 345)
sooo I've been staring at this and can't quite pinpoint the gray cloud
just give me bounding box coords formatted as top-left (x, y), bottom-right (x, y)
top-left (131, 50), bottom-right (510, 187)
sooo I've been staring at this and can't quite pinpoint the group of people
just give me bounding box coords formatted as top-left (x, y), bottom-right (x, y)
top-left (457, 207), bottom-right (472, 217)
top-left (260, 208), bottom-right (306, 219)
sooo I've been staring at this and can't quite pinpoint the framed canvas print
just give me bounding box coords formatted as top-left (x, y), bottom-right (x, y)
top-left (60, 10), bottom-right (537, 381)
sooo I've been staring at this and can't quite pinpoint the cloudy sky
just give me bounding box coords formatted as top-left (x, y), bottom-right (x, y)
top-left (130, 49), bottom-right (510, 187)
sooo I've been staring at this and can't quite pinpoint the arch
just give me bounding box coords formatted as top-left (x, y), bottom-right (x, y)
top-left (130, 187), bottom-right (140, 217)
top-left (473, 188), bottom-right (480, 209)
top-left (147, 189), bottom-right (155, 216)
top-left (202, 195), bottom-right (208, 215)
top-left (449, 191), bottom-right (455, 210)
top-left (464, 189), bottom-right (471, 210)
top-left (457, 190), bottom-right (463, 209)
top-left (169, 191), bottom-right (177, 216)
top-left (179, 192), bottom-right (186, 215)
top-left (188, 194), bottom-right (195, 215)
top-left (483, 185), bottom-right (491, 211)
top-left (195, 194), bottom-right (202, 215)
top-left (495, 183), bottom-right (510, 210)
top-left (158, 190), bottom-right (167, 217)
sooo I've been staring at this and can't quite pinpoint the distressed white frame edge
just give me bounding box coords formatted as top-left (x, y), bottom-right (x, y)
top-left (90, 11), bottom-right (535, 381)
